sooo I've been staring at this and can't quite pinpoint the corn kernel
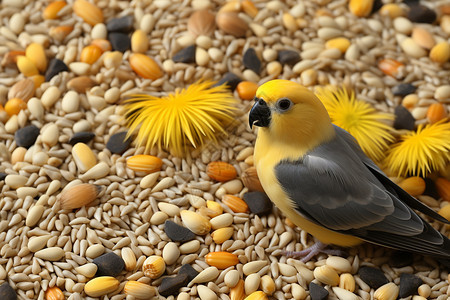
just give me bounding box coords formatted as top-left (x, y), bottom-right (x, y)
top-left (80, 45), bottom-right (102, 64)
top-left (17, 56), bottom-right (39, 77)
top-left (43, 1), bottom-right (67, 20)
top-left (84, 276), bottom-right (119, 297)
top-left (5, 98), bottom-right (27, 116)
top-left (236, 81), bottom-right (258, 100)
top-left (131, 29), bottom-right (149, 53)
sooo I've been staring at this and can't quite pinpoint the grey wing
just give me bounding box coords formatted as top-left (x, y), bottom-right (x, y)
top-left (275, 126), bottom-right (450, 258)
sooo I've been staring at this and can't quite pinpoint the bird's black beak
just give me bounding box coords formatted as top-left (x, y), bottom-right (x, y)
top-left (249, 98), bottom-right (271, 129)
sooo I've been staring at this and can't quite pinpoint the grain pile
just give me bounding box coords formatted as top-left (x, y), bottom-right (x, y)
top-left (0, 0), bottom-right (450, 299)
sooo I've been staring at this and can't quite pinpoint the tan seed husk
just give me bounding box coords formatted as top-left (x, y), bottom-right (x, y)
top-left (216, 11), bottom-right (248, 37)
top-left (188, 9), bottom-right (216, 37)
top-left (189, 266), bottom-right (219, 285)
top-left (75, 263), bottom-right (98, 278)
top-left (59, 183), bottom-right (101, 210)
top-left (8, 78), bottom-right (35, 101)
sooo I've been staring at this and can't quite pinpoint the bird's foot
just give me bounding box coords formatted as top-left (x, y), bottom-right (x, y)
top-left (282, 241), bottom-right (346, 262)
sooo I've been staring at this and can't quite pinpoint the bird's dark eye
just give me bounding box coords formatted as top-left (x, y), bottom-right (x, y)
top-left (277, 98), bottom-right (292, 111)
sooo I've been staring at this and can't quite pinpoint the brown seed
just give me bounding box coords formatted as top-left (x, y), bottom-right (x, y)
top-left (188, 9), bottom-right (216, 37)
top-left (8, 78), bottom-right (35, 101)
top-left (412, 27), bottom-right (435, 50)
top-left (241, 166), bottom-right (264, 192)
top-left (90, 39), bottom-right (112, 53)
top-left (206, 161), bottom-right (237, 182)
top-left (2, 50), bottom-right (26, 67)
top-left (426, 102), bottom-right (447, 124)
top-left (67, 76), bottom-right (97, 93)
top-left (49, 25), bottom-right (74, 43)
top-left (216, 12), bottom-right (248, 37)
top-left (222, 195), bottom-right (249, 213)
top-left (129, 53), bottom-right (163, 80)
top-left (205, 251), bottom-right (239, 269)
top-left (436, 177), bottom-right (450, 202)
top-left (59, 183), bottom-right (101, 210)
top-left (398, 177), bottom-right (426, 197)
top-left (242, 0), bottom-right (258, 18)
top-left (126, 154), bottom-right (163, 174)
top-left (73, 0), bottom-right (104, 26)
top-left (378, 58), bottom-right (405, 79)
top-left (230, 279), bottom-right (245, 300)
top-left (43, 1), bottom-right (67, 20)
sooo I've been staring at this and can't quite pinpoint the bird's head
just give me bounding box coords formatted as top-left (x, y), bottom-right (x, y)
top-left (249, 80), bottom-right (334, 147)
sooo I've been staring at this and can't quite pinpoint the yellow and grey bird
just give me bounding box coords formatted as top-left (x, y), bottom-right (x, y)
top-left (249, 79), bottom-right (450, 262)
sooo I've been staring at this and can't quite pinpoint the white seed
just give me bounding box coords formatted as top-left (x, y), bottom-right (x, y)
top-left (41, 123), bottom-right (59, 146)
top-left (75, 263), bottom-right (98, 278)
top-left (61, 90), bottom-right (80, 113)
top-left (189, 266), bottom-right (219, 285)
top-left (17, 187), bottom-right (38, 199)
top-left (208, 48), bottom-right (223, 62)
top-left (197, 285), bottom-right (217, 300)
top-left (80, 162), bottom-right (110, 180)
top-left (34, 247), bottom-right (65, 261)
top-left (326, 256), bottom-right (352, 273)
top-left (152, 177), bottom-right (175, 192)
top-left (5, 174), bottom-right (28, 189)
top-left (28, 235), bottom-right (51, 252)
top-left (86, 244), bottom-right (105, 259)
top-left (104, 87), bottom-right (120, 104)
top-left (244, 273), bottom-right (261, 294)
top-left (91, 23), bottom-right (107, 39)
top-left (9, 13), bottom-right (25, 34)
top-left (196, 48), bottom-right (210, 66)
top-left (179, 240), bottom-right (200, 254)
top-left (162, 242), bottom-right (180, 265)
top-left (158, 202), bottom-right (180, 217)
top-left (26, 205), bottom-right (45, 227)
top-left (69, 62), bottom-right (91, 76)
top-left (278, 263), bottom-right (297, 276)
top-left (41, 86), bottom-right (61, 109)
top-left (243, 260), bottom-right (268, 275)
top-left (224, 270), bottom-right (240, 288)
top-left (73, 119), bottom-right (91, 132)
top-left (32, 151), bottom-right (49, 166)
top-left (210, 213), bottom-right (233, 229)
top-left (435, 85), bottom-right (450, 101)
top-left (121, 247), bottom-right (137, 271)
top-left (317, 27), bottom-right (342, 40)
top-left (332, 287), bottom-right (359, 300)
top-left (418, 284), bottom-right (431, 298)
top-left (401, 38), bottom-right (427, 58)
top-left (150, 211), bottom-right (169, 225)
top-left (393, 17), bottom-right (413, 34)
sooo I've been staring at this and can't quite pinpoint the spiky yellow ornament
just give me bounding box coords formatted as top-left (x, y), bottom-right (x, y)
top-left (316, 86), bottom-right (395, 161)
top-left (123, 80), bottom-right (237, 156)
top-left (385, 120), bottom-right (450, 177)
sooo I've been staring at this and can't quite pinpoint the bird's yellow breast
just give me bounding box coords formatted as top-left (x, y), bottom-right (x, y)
top-left (254, 132), bottom-right (362, 247)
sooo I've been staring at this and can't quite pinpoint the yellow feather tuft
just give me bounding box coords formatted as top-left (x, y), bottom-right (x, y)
top-left (123, 80), bottom-right (237, 156)
top-left (384, 120), bottom-right (450, 177)
top-left (315, 86), bottom-right (395, 162)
